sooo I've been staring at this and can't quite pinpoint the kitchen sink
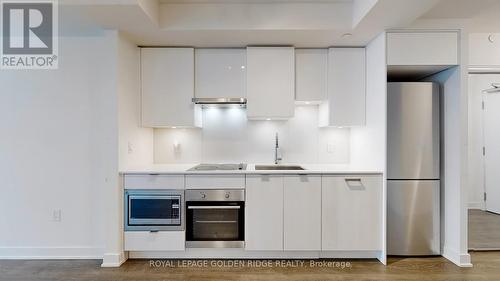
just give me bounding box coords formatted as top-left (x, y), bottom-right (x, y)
top-left (255, 165), bottom-right (305, 170)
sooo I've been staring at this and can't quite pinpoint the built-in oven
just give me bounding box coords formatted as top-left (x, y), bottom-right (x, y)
top-left (186, 189), bottom-right (244, 248)
top-left (124, 189), bottom-right (184, 231)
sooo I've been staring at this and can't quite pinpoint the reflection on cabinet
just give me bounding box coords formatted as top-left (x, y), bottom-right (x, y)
top-left (387, 32), bottom-right (458, 66)
top-left (283, 175), bottom-right (321, 251)
top-left (246, 47), bottom-right (295, 119)
top-left (195, 49), bottom-right (246, 99)
top-left (245, 175), bottom-right (284, 251)
top-left (141, 48), bottom-right (201, 128)
top-left (321, 175), bottom-right (382, 251)
top-left (319, 48), bottom-right (366, 127)
top-left (295, 49), bottom-right (328, 102)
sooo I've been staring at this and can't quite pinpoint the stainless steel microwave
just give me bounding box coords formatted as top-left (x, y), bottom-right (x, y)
top-left (124, 189), bottom-right (184, 231)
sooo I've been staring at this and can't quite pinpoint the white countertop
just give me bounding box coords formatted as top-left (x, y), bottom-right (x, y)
top-left (120, 163), bottom-right (383, 175)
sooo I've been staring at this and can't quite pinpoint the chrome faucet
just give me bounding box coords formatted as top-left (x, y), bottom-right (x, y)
top-left (274, 132), bottom-right (282, 164)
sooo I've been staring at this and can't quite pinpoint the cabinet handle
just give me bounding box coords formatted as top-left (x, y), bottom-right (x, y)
top-left (188, 206), bottom-right (240, 210)
top-left (345, 178), bottom-right (362, 182)
top-left (149, 230), bottom-right (159, 233)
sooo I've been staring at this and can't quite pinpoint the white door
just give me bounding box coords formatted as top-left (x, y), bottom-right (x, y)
top-left (321, 175), bottom-right (382, 251)
top-left (283, 175), bottom-right (321, 251)
top-left (245, 175), bottom-right (284, 251)
top-left (483, 91), bottom-right (500, 214)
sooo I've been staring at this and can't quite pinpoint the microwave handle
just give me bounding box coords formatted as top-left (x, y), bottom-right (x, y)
top-left (188, 206), bottom-right (240, 210)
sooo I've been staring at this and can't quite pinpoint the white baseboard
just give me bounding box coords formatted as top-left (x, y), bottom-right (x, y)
top-left (468, 201), bottom-right (485, 210)
top-left (442, 246), bottom-right (472, 267)
top-left (0, 246), bottom-right (104, 259)
top-left (102, 252), bottom-right (127, 267)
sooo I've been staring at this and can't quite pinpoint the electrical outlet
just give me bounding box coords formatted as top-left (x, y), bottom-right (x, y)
top-left (128, 142), bottom-right (133, 154)
top-left (52, 209), bottom-right (61, 222)
top-left (327, 142), bottom-right (335, 153)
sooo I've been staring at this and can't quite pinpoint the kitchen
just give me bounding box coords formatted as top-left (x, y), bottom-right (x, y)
top-left (1, 0), bottom-right (500, 280)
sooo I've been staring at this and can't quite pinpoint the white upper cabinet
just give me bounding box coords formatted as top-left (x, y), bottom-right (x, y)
top-left (319, 48), bottom-right (366, 127)
top-left (246, 47), bottom-right (295, 119)
top-left (141, 48), bottom-right (201, 128)
top-left (295, 49), bottom-right (327, 102)
top-left (195, 49), bottom-right (246, 99)
top-left (322, 175), bottom-right (382, 251)
top-left (283, 175), bottom-right (321, 251)
top-left (387, 32), bottom-right (458, 66)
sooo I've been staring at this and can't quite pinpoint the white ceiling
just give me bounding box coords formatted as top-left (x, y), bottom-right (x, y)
top-left (417, 0), bottom-right (500, 32)
top-left (63, 0), bottom-right (500, 47)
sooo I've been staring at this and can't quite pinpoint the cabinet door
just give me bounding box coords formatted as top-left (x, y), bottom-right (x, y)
top-left (295, 49), bottom-right (327, 102)
top-left (195, 49), bottom-right (246, 99)
top-left (283, 175), bottom-right (321, 251)
top-left (387, 32), bottom-right (458, 66)
top-left (320, 48), bottom-right (366, 127)
top-left (141, 48), bottom-right (201, 128)
top-left (245, 175), bottom-right (283, 251)
top-left (322, 175), bottom-right (382, 251)
top-left (246, 47), bottom-right (295, 119)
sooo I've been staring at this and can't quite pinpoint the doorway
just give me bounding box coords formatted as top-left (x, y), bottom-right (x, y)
top-left (468, 74), bottom-right (500, 250)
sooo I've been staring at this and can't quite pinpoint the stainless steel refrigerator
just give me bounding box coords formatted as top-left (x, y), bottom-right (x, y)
top-left (387, 82), bottom-right (441, 256)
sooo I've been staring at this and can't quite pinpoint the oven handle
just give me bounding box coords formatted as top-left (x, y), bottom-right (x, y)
top-left (187, 206), bottom-right (240, 210)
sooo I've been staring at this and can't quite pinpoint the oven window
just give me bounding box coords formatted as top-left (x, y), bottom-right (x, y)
top-left (130, 197), bottom-right (179, 220)
top-left (187, 203), bottom-right (244, 241)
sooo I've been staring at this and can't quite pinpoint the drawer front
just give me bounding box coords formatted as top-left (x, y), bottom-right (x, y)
top-left (322, 175), bottom-right (382, 251)
top-left (124, 231), bottom-right (185, 251)
top-left (185, 175), bottom-right (245, 189)
top-left (123, 175), bottom-right (185, 190)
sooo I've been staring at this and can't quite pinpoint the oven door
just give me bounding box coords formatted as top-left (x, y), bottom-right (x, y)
top-left (186, 201), bottom-right (244, 248)
top-left (125, 190), bottom-right (183, 231)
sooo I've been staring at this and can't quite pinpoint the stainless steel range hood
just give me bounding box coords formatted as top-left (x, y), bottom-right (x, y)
top-left (192, 97), bottom-right (247, 106)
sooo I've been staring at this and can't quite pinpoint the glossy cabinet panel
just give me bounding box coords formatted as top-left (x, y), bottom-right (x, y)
top-left (295, 49), bottom-right (327, 102)
top-left (141, 48), bottom-right (201, 128)
top-left (319, 48), bottom-right (366, 127)
top-left (246, 47), bottom-right (295, 119)
top-left (195, 49), bottom-right (246, 99)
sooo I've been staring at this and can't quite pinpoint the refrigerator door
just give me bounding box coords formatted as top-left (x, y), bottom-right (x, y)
top-left (387, 82), bottom-right (440, 180)
top-left (387, 180), bottom-right (440, 255)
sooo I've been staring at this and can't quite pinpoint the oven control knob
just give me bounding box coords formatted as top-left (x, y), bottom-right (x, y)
top-left (201, 193), bottom-right (206, 199)
top-left (225, 193), bottom-right (230, 199)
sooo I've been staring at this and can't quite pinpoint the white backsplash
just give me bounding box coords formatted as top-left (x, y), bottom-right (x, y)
top-left (154, 105), bottom-right (350, 164)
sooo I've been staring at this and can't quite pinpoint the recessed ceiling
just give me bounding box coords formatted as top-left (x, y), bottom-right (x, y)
top-left (62, 0), bottom-right (443, 47)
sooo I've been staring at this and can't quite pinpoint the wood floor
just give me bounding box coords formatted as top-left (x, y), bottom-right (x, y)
top-left (1, 252), bottom-right (499, 281)
top-left (469, 209), bottom-right (500, 250)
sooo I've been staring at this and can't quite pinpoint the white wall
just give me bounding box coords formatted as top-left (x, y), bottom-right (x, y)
top-left (154, 105), bottom-right (351, 165)
top-left (118, 35), bottom-right (153, 170)
top-left (469, 33), bottom-right (500, 68)
top-left (0, 32), bottom-right (118, 259)
top-left (350, 33), bottom-right (386, 171)
top-left (424, 65), bottom-right (470, 266)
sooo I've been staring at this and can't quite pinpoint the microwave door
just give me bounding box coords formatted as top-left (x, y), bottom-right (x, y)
top-left (128, 195), bottom-right (180, 225)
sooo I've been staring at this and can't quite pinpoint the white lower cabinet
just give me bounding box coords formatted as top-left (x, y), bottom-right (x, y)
top-left (283, 175), bottom-right (321, 251)
top-left (245, 175), bottom-right (284, 251)
top-left (321, 175), bottom-right (382, 251)
top-left (124, 231), bottom-right (185, 251)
